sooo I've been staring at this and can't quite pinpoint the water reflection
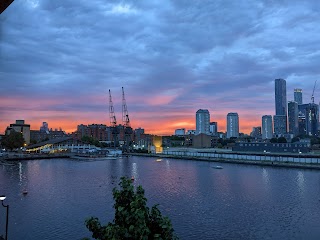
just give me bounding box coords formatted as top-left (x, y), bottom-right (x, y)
top-left (1, 157), bottom-right (320, 240)
top-left (297, 171), bottom-right (305, 194)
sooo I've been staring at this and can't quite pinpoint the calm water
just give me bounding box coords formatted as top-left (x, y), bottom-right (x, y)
top-left (0, 156), bottom-right (320, 240)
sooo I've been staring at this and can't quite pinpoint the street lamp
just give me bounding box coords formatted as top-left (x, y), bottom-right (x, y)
top-left (0, 195), bottom-right (9, 240)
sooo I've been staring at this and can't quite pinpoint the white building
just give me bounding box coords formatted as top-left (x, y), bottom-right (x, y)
top-left (262, 115), bottom-right (273, 139)
top-left (227, 113), bottom-right (239, 138)
top-left (174, 128), bottom-right (185, 136)
top-left (196, 109), bottom-right (210, 135)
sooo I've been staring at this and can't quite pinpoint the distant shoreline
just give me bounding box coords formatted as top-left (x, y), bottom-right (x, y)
top-left (2, 152), bottom-right (320, 170)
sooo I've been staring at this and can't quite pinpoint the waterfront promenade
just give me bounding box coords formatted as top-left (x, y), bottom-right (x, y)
top-left (132, 147), bottom-right (320, 170)
top-left (2, 148), bottom-right (320, 170)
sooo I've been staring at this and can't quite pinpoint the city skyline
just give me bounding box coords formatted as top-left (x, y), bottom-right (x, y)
top-left (1, 1), bottom-right (320, 135)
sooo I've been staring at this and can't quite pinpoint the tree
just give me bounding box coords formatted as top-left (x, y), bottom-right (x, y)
top-left (270, 138), bottom-right (278, 143)
top-left (85, 177), bottom-right (178, 240)
top-left (81, 136), bottom-right (101, 147)
top-left (277, 137), bottom-right (287, 143)
top-left (1, 130), bottom-right (25, 150)
top-left (291, 137), bottom-right (300, 143)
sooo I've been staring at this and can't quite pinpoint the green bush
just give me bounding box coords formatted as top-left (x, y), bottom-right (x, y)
top-left (85, 177), bottom-right (178, 240)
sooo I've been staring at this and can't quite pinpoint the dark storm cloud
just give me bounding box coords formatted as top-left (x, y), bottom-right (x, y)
top-left (1, 0), bottom-right (320, 133)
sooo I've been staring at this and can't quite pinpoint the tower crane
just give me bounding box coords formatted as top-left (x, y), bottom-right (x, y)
top-left (122, 87), bottom-right (133, 152)
top-left (109, 89), bottom-right (119, 148)
top-left (311, 80), bottom-right (317, 104)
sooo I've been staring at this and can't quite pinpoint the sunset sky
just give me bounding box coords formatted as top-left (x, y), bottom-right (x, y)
top-left (1, 0), bottom-right (320, 135)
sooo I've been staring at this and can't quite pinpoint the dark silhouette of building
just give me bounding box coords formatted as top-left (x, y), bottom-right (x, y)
top-left (288, 101), bottom-right (299, 136)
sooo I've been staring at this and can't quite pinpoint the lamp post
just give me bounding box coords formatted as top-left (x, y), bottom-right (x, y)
top-left (0, 195), bottom-right (9, 240)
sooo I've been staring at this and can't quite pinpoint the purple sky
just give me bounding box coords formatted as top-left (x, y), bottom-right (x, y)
top-left (1, 0), bottom-right (320, 135)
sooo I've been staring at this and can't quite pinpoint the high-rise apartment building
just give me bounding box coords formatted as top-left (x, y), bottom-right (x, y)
top-left (262, 115), bottom-right (273, 139)
top-left (273, 115), bottom-right (287, 135)
top-left (209, 122), bottom-right (218, 136)
top-left (275, 79), bottom-right (287, 115)
top-left (196, 109), bottom-right (210, 135)
top-left (305, 103), bottom-right (319, 137)
top-left (294, 89), bottom-right (303, 105)
top-left (274, 79), bottom-right (287, 134)
top-left (298, 113), bottom-right (306, 135)
top-left (250, 127), bottom-right (262, 139)
top-left (298, 103), bottom-right (319, 136)
top-left (227, 112), bottom-right (239, 138)
top-left (288, 101), bottom-right (299, 136)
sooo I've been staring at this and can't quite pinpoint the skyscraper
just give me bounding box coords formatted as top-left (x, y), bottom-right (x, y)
top-left (274, 79), bottom-right (287, 134)
top-left (227, 112), bottom-right (239, 138)
top-left (273, 115), bottom-right (287, 135)
top-left (298, 103), bottom-right (319, 136)
top-left (262, 115), bottom-right (273, 139)
top-left (288, 101), bottom-right (299, 136)
top-left (294, 89), bottom-right (303, 105)
top-left (305, 103), bottom-right (319, 137)
top-left (196, 109), bottom-right (210, 135)
top-left (275, 79), bottom-right (287, 115)
top-left (209, 122), bottom-right (218, 136)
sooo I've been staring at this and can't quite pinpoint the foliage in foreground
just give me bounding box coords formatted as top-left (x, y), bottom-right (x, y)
top-left (85, 177), bottom-right (178, 240)
top-left (1, 130), bottom-right (25, 150)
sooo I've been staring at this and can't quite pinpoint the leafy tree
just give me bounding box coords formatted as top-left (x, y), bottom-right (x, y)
top-left (85, 177), bottom-right (178, 240)
top-left (2, 130), bottom-right (25, 150)
top-left (310, 137), bottom-right (320, 145)
top-left (291, 137), bottom-right (300, 143)
top-left (81, 136), bottom-right (101, 147)
top-left (277, 137), bottom-right (287, 143)
top-left (270, 138), bottom-right (278, 143)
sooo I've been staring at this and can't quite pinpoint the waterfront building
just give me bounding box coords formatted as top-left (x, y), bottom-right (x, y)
top-left (6, 120), bottom-right (30, 144)
top-left (186, 130), bottom-right (196, 135)
top-left (134, 128), bottom-right (144, 144)
top-left (227, 112), bottom-right (239, 138)
top-left (262, 115), bottom-right (273, 139)
top-left (76, 124), bottom-right (108, 141)
top-left (250, 127), bottom-right (262, 139)
top-left (294, 89), bottom-right (303, 104)
top-left (30, 129), bottom-right (68, 143)
top-left (298, 113), bottom-right (306, 135)
top-left (274, 79), bottom-right (287, 134)
top-left (196, 109), bottom-right (210, 135)
top-left (288, 101), bottom-right (299, 136)
top-left (275, 79), bottom-right (287, 115)
top-left (174, 128), bottom-right (185, 136)
top-left (273, 115), bottom-right (287, 136)
top-left (192, 133), bottom-right (211, 148)
top-left (305, 103), bottom-right (319, 137)
top-left (40, 122), bottom-right (49, 133)
top-left (298, 103), bottom-right (319, 136)
top-left (209, 122), bottom-right (218, 136)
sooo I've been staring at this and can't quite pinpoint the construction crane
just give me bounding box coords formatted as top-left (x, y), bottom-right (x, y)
top-left (109, 89), bottom-right (119, 148)
top-left (122, 87), bottom-right (133, 152)
top-left (311, 80), bottom-right (317, 104)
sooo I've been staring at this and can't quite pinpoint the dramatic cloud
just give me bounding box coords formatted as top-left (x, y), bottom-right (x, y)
top-left (1, 0), bottom-right (320, 135)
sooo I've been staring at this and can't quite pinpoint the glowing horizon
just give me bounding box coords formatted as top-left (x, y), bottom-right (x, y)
top-left (1, 1), bottom-right (318, 136)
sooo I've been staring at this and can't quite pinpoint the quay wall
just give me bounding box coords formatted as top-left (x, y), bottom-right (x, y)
top-left (129, 150), bottom-right (320, 170)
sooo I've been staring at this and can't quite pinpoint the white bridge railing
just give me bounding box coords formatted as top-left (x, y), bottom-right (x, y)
top-left (161, 150), bottom-right (320, 164)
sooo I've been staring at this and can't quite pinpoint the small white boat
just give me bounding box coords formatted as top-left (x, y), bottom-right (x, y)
top-left (212, 166), bottom-right (223, 169)
top-left (156, 159), bottom-right (162, 162)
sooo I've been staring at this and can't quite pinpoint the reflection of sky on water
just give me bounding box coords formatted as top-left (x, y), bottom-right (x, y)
top-left (1, 157), bottom-right (320, 240)
top-left (131, 162), bottom-right (138, 179)
top-left (297, 171), bottom-right (305, 194)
